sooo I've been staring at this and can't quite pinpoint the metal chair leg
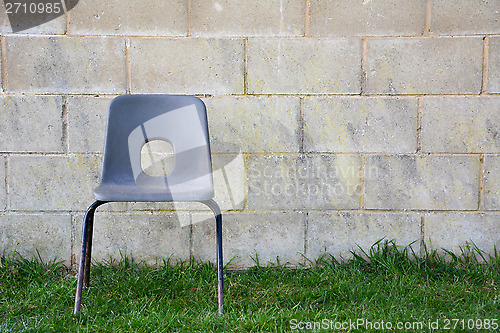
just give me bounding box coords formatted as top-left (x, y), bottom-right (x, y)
top-left (215, 207), bottom-right (224, 316)
top-left (201, 199), bottom-right (224, 316)
top-left (83, 223), bottom-right (93, 288)
top-left (74, 201), bottom-right (107, 314)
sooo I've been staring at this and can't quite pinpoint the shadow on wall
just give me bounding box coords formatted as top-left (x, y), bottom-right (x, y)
top-left (3, 0), bottom-right (79, 32)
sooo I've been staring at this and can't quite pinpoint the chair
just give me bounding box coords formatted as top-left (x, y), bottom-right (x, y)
top-left (73, 95), bottom-right (224, 315)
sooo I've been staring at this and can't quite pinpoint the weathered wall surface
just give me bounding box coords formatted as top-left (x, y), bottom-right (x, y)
top-left (0, 0), bottom-right (499, 268)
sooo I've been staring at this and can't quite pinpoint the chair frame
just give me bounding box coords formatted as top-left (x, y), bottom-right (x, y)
top-left (73, 199), bottom-right (224, 316)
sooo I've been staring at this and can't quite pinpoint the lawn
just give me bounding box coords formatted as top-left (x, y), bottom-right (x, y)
top-left (0, 240), bottom-right (498, 332)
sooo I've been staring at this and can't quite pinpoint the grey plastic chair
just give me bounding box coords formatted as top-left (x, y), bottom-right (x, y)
top-left (73, 95), bottom-right (224, 315)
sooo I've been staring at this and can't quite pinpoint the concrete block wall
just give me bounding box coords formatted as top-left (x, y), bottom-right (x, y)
top-left (0, 0), bottom-right (499, 268)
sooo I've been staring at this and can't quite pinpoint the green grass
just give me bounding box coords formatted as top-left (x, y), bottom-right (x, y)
top-left (0, 240), bottom-right (499, 332)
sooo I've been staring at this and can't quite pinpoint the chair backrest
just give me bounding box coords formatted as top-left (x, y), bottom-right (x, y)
top-left (100, 95), bottom-right (214, 199)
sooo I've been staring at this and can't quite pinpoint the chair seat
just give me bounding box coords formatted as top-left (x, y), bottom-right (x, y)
top-left (94, 183), bottom-right (214, 202)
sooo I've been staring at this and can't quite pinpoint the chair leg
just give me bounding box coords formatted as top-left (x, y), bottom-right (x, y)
top-left (215, 207), bottom-right (224, 316)
top-left (74, 201), bottom-right (107, 314)
top-left (83, 215), bottom-right (94, 288)
top-left (201, 199), bottom-right (224, 316)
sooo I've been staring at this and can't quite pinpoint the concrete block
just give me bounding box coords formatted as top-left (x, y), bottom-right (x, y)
top-left (6, 36), bottom-right (127, 94)
top-left (212, 154), bottom-right (246, 211)
top-left (488, 37), bottom-right (500, 93)
top-left (93, 202), bottom-right (130, 213)
top-left (366, 37), bottom-right (483, 94)
top-left (68, 96), bottom-right (113, 153)
top-left (0, 39), bottom-right (2, 92)
top-left (248, 154), bottom-right (361, 210)
top-left (191, 0), bottom-right (304, 37)
top-left (484, 155), bottom-right (500, 210)
top-left (0, 96), bottom-right (63, 152)
top-left (307, 212), bottom-right (421, 260)
top-left (0, 2), bottom-right (66, 34)
top-left (0, 156), bottom-right (5, 211)
top-left (422, 97), bottom-right (500, 153)
top-left (70, 0), bottom-right (187, 36)
top-left (247, 38), bottom-right (362, 94)
top-left (309, 0), bottom-right (425, 37)
top-left (425, 213), bottom-right (500, 255)
top-left (431, 0), bottom-right (500, 35)
top-left (365, 155), bottom-right (479, 210)
top-left (0, 213), bottom-right (71, 265)
top-left (204, 96), bottom-right (301, 153)
top-left (126, 201), bottom-right (208, 220)
top-left (130, 38), bottom-right (244, 94)
top-left (74, 212), bottom-right (190, 265)
top-left (303, 96), bottom-right (418, 153)
top-left (192, 211), bottom-right (305, 268)
top-left (9, 154), bottom-right (100, 211)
